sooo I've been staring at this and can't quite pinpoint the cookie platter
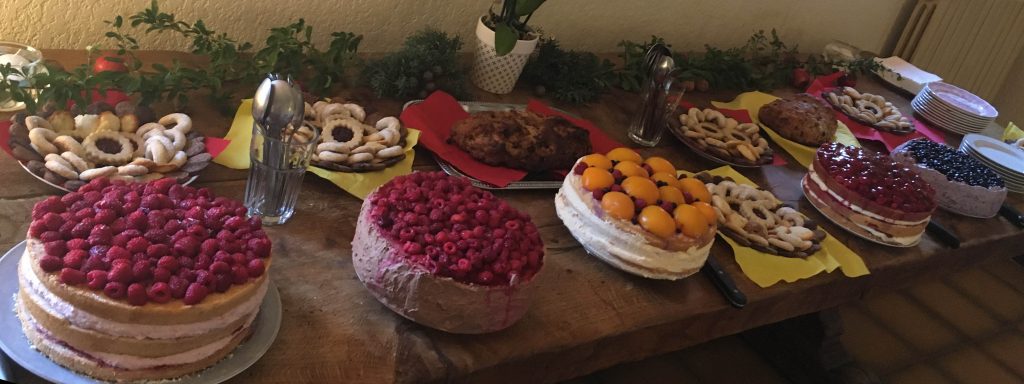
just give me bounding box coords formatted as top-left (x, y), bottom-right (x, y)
top-left (303, 100), bottom-right (409, 173)
top-left (6, 103), bottom-right (212, 192)
top-left (822, 87), bottom-right (914, 134)
top-left (403, 100), bottom-right (581, 190)
top-left (666, 107), bottom-right (775, 168)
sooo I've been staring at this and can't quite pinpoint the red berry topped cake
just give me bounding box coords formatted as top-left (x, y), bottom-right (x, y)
top-left (352, 172), bottom-right (545, 334)
top-left (16, 178), bottom-right (272, 382)
top-left (803, 143), bottom-right (937, 247)
top-left (555, 148), bottom-right (717, 280)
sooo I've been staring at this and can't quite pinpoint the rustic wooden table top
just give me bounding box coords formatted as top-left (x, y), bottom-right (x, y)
top-left (2, 50), bottom-right (1022, 384)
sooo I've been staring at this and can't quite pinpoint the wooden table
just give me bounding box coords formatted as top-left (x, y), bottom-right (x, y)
top-left (2, 50), bottom-right (1023, 384)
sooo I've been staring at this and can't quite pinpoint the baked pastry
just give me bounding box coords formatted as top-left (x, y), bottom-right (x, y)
top-left (892, 138), bottom-right (1006, 218)
top-left (303, 100), bottom-right (408, 172)
top-left (352, 172), bottom-right (545, 334)
top-left (677, 107), bottom-right (773, 165)
top-left (694, 173), bottom-right (825, 257)
top-left (555, 148), bottom-right (717, 279)
top-left (448, 110), bottom-right (592, 172)
top-left (16, 178), bottom-right (272, 381)
top-left (803, 143), bottom-right (937, 246)
top-left (823, 87), bottom-right (913, 134)
top-left (759, 94), bottom-right (838, 146)
top-left (7, 105), bottom-right (212, 191)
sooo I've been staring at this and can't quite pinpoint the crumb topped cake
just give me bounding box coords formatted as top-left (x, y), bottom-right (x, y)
top-left (352, 171), bottom-right (545, 334)
top-left (16, 178), bottom-right (272, 382)
top-left (555, 148), bottom-right (717, 279)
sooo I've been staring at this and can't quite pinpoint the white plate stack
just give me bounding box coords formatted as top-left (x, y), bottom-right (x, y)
top-left (911, 82), bottom-right (998, 135)
top-left (960, 134), bottom-right (1024, 193)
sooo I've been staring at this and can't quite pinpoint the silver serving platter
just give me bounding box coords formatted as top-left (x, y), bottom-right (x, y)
top-left (402, 100), bottom-right (571, 190)
top-left (0, 241), bottom-right (282, 384)
top-left (17, 161), bottom-right (199, 193)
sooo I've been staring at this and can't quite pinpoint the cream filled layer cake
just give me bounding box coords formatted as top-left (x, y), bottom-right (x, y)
top-left (555, 148), bottom-right (717, 280)
top-left (16, 178), bottom-right (272, 382)
top-left (803, 143), bottom-right (937, 247)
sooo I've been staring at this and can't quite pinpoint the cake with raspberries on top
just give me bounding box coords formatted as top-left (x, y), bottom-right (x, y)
top-left (16, 177), bottom-right (272, 382)
top-left (803, 142), bottom-right (937, 247)
top-left (352, 171), bottom-right (545, 334)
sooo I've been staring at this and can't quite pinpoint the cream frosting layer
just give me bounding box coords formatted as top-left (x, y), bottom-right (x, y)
top-left (803, 179), bottom-right (922, 246)
top-left (555, 173), bottom-right (711, 279)
top-left (19, 249), bottom-right (267, 339)
top-left (17, 295), bottom-right (251, 370)
top-left (807, 167), bottom-right (930, 226)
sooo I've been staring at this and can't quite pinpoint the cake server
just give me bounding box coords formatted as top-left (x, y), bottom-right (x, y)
top-left (926, 221), bottom-right (960, 249)
top-left (999, 204), bottom-right (1024, 228)
top-left (701, 244), bottom-right (747, 309)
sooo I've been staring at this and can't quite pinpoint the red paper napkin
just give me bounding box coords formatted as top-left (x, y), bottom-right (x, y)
top-left (400, 91), bottom-right (624, 188)
top-left (678, 101), bottom-right (788, 166)
top-left (807, 72), bottom-right (945, 152)
top-left (0, 121), bottom-right (229, 159)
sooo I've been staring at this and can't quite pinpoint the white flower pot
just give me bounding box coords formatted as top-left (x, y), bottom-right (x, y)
top-left (470, 16), bottom-right (539, 94)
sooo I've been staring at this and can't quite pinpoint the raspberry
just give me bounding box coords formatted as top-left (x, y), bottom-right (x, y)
top-left (110, 218), bottom-right (127, 234)
top-left (86, 270), bottom-right (107, 290)
top-left (39, 255), bottom-right (63, 272)
top-left (178, 256), bottom-right (195, 271)
top-left (213, 274), bottom-right (232, 292)
top-left (147, 282), bottom-right (172, 304)
top-left (41, 212), bottom-right (62, 231)
top-left (106, 246), bottom-right (130, 261)
top-left (28, 221), bottom-right (47, 238)
top-left (44, 240), bottom-right (68, 257)
top-left (127, 283), bottom-right (147, 306)
top-left (157, 256), bottom-right (179, 272)
top-left (146, 244), bottom-right (170, 258)
top-left (246, 237), bottom-right (271, 257)
top-left (110, 233), bottom-right (132, 247)
top-left (163, 219), bottom-right (182, 234)
top-left (169, 276), bottom-right (189, 298)
top-left (231, 265), bottom-right (249, 284)
top-left (183, 282), bottom-right (208, 305)
top-left (144, 229), bottom-right (169, 244)
top-left (93, 209), bottom-right (117, 225)
top-left (132, 261), bottom-right (152, 281)
top-left (39, 231), bottom-right (62, 242)
top-left (141, 194), bottom-right (165, 210)
top-left (246, 258), bottom-right (265, 277)
top-left (210, 261), bottom-right (231, 275)
top-left (65, 238), bottom-right (87, 251)
top-left (33, 196), bottom-right (66, 217)
top-left (103, 281), bottom-right (127, 299)
top-left (153, 267), bottom-right (171, 283)
top-left (108, 264), bottom-right (133, 284)
top-left (126, 211), bottom-right (147, 230)
top-left (223, 216), bottom-right (245, 231)
top-left (200, 238), bottom-right (219, 256)
top-left (90, 225), bottom-right (113, 244)
top-left (61, 192), bottom-right (83, 206)
top-left (60, 268), bottom-right (87, 285)
top-left (126, 237), bottom-right (150, 253)
top-left (81, 254), bottom-right (109, 272)
top-left (573, 161), bottom-right (589, 175)
top-left (173, 236), bottom-right (200, 258)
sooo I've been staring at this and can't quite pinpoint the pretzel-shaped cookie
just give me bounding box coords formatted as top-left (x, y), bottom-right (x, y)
top-left (679, 107), bottom-right (770, 164)
top-left (158, 113), bottom-right (193, 134)
top-left (29, 128), bottom-right (60, 156)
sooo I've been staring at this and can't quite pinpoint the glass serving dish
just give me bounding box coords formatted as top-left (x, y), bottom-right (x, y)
top-left (0, 42), bottom-right (47, 112)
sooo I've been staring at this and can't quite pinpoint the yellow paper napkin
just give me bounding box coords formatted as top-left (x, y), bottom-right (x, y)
top-left (696, 166), bottom-right (869, 288)
top-left (712, 91), bottom-right (860, 168)
top-left (213, 99), bottom-right (419, 199)
top-left (1002, 122), bottom-right (1023, 142)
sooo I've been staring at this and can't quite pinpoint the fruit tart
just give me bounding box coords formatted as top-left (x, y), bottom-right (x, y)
top-left (16, 178), bottom-right (272, 382)
top-left (803, 143), bottom-right (937, 247)
top-left (694, 173), bottom-right (826, 257)
top-left (674, 107), bottom-right (774, 166)
top-left (554, 148), bottom-right (717, 280)
top-left (823, 87), bottom-right (914, 134)
top-left (352, 172), bottom-right (545, 334)
top-left (892, 138), bottom-right (1006, 218)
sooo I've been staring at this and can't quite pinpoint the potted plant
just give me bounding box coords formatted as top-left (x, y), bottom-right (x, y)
top-left (470, 0), bottom-right (546, 94)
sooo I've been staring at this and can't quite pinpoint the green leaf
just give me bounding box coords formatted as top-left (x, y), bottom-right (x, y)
top-left (515, 0), bottom-right (544, 16)
top-left (494, 24), bottom-right (517, 56)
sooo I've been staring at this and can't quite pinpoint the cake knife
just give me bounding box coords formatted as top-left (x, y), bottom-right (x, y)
top-left (0, 350), bottom-right (13, 382)
top-left (926, 221), bottom-right (960, 249)
top-left (999, 204), bottom-right (1024, 228)
top-left (701, 249), bottom-right (747, 309)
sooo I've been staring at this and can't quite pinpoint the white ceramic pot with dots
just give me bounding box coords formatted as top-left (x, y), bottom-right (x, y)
top-left (470, 16), bottom-right (539, 95)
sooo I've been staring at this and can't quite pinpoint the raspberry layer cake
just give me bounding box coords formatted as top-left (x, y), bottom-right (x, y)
top-left (352, 172), bottom-right (544, 334)
top-left (803, 143), bottom-right (937, 247)
top-left (16, 178), bottom-right (272, 382)
top-left (555, 148), bottom-right (717, 280)
top-left (892, 138), bottom-right (1006, 218)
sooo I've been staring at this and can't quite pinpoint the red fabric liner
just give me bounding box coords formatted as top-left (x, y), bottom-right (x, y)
top-left (678, 101), bottom-right (788, 166)
top-left (806, 72), bottom-right (945, 152)
top-left (0, 123), bottom-right (229, 159)
top-left (400, 91), bottom-right (624, 188)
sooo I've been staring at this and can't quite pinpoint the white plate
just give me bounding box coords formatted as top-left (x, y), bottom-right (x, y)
top-left (962, 134), bottom-right (1024, 174)
top-left (912, 99), bottom-right (986, 134)
top-left (924, 82), bottom-right (998, 119)
top-left (913, 94), bottom-right (991, 125)
top-left (0, 241), bottom-right (282, 384)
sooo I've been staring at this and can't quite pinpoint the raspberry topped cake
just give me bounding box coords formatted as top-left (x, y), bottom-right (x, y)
top-left (16, 178), bottom-right (272, 382)
top-left (892, 138), bottom-right (1006, 218)
top-left (352, 172), bottom-right (545, 334)
top-left (803, 143), bottom-right (937, 247)
top-left (555, 148), bottom-right (717, 280)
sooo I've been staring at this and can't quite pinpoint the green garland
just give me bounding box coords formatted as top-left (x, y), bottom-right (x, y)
top-left (361, 29), bottom-right (468, 100)
top-left (520, 37), bottom-right (615, 104)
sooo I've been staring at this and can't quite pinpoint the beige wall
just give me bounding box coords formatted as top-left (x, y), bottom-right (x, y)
top-left (995, 51), bottom-right (1024, 126)
top-left (1, 0), bottom-right (909, 54)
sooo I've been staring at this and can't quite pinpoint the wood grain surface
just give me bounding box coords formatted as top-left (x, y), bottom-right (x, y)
top-left (2, 50), bottom-right (1022, 384)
